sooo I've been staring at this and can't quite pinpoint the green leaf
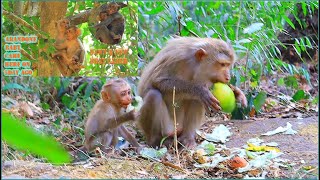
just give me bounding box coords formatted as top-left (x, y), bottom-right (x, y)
top-left (61, 94), bottom-right (72, 108)
top-left (283, 15), bottom-right (295, 30)
top-left (72, 82), bottom-right (88, 102)
top-left (2, 112), bottom-right (71, 164)
top-left (2, 83), bottom-right (32, 92)
top-left (312, 95), bottom-right (318, 105)
top-left (301, 2), bottom-right (307, 16)
top-left (293, 44), bottom-right (301, 57)
top-left (305, 37), bottom-right (312, 48)
top-left (277, 78), bottom-right (285, 86)
top-left (243, 23), bottom-right (264, 34)
top-left (198, 141), bottom-right (216, 155)
top-left (237, 39), bottom-right (252, 44)
top-left (41, 103), bottom-right (50, 110)
top-left (140, 147), bottom-right (167, 160)
top-left (284, 76), bottom-right (299, 89)
top-left (300, 38), bottom-right (306, 51)
top-left (145, 4), bottom-right (165, 15)
top-left (292, 90), bottom-right (306, 102)
top-left (253, 91), bottom-right (267, 112)
top-left (84, 80), bottom-right (95, 99)
top-left (250, 81), bottom-right (258, 88)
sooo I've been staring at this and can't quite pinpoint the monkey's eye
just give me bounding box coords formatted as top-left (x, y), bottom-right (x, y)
top-left (221, 63), bottom-right (230, 67)
top-left (120, 91), bottom-right (126, 96)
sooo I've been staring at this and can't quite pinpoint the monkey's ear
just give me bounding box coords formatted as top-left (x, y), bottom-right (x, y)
top-left (101, 91), bottom-right (111, 102)
top-left (76, 28), bottom-right (82, 36)
top-left (195, 48), bottom-right (208, 61)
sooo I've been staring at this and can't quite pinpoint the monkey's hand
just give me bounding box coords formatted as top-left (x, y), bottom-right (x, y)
top-left (52, 53), bottom-right (62, 60)
top-left (125, 110), bottom-right (139, 121)
top-left (229, 85), bottom-right (248, 107)
top-left (199, 86), bottom-right (221, 113)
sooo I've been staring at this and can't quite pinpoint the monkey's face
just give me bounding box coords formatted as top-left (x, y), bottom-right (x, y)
top-left (57, 19), bottom-right (70, 31)
top-left (65, 28), bottom-right (81, 40)
top-left (202, 60), bottom-right (232, 84)
top-left (106, 5), bottom-right (118, 15)
top-left (117, 85), bottom-right (132, 108)
top-left (213, 61), bottom-right (232, 83)
top-left (99, 12), bottom-right (108, 21)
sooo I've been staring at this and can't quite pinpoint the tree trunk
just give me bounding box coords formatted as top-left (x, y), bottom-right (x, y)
top-left (13, 1), bottom-right (24, 16)
top-left (37, 2), bottom-right (68, 77)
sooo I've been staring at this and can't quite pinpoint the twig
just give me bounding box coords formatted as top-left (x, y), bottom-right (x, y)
top-left (3, 9), bottom-right (47, 39)
top-left (161, 160), bottom-right (186, 172)
top-left (20, 48), bottom-right (36, 61)
top-left (143, 156), bottom-right (187, 173)
top-left (172, 86), bottom-right (180, 167)
top-left (177, 15), bottom-right (181, 36)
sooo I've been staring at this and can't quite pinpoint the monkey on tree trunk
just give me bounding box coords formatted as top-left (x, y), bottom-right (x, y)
top-left (84, 78), bottom-right (141, 153)
top-left (53, 25), bottom-right (85, 76)
top-left (55, 19), bottom-right (70, 44)
top-left (138, 37), bottom-right (248, 148)
top-left (94, 2), bottom-right (124, 45)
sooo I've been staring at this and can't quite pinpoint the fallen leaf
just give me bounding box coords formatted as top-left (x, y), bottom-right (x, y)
top-left (248, 168), bottom-right (261, 176)
top-left (261, 122), bottom-right (297, 136)
top-left (88, 170), bottom-right (97, 178)
top-left (18, 102), bottom-right (33, 117)
top-left (196, 124), bottom-right (232, 143)
top-left (246, 143), bottom-right (280, 153)
top-left (193, 149), bottom-right (209, 164)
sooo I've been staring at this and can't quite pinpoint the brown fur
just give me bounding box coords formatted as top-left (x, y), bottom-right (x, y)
top-left (137, 37), bottom-right (247, 148)
top-left (84, 78), bottom-right (140, 153)
top-left (53, 26), bottom-right (85, 76)
top-left (94, 2), bottom-right (124, 45)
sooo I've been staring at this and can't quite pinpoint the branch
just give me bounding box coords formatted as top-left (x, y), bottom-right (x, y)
top-left (20, 48), bottom-right (35, 61)
top-left (2, 9), bottom-right (47, 39)
top-left (67, 2), bottom-right (128, 26)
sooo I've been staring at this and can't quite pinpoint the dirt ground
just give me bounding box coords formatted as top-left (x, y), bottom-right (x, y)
top-left (2, 116), bottom-right (319, 179)
top-left (225, 116), bottom-right (319, 178)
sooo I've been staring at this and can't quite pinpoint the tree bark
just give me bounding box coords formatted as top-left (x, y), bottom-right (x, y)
top-left (13, 1), bottom-right (24, 16)
top-left (37, 2), bottom-right (68, 77)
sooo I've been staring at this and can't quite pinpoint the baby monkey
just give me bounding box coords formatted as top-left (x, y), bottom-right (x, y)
top-left (84, 78), bottom-right (140, 153)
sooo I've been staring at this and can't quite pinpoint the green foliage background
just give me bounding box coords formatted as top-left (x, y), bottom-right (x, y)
top-left (138, 1), bottom-right (318, 118)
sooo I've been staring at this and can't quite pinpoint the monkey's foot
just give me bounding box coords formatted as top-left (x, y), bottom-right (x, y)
top-left (178, 135), bottom-right (197, 149)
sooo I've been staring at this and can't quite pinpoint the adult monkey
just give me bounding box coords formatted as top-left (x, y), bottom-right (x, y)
top-left (138, 37), bottom-right (248, 148)
top-left (94, 2), bottom-right (125, 45)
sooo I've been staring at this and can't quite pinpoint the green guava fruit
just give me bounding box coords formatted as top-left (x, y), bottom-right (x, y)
top-left (211, 82), bottom-right (236, 113)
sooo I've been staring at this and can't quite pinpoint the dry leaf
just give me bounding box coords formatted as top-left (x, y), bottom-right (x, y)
top-left (88, 170), bottom-right (97, 178)
top-left (248, 168), bottom-right (261, 176)
top-left (19, 102), bottom-right (33, 117)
